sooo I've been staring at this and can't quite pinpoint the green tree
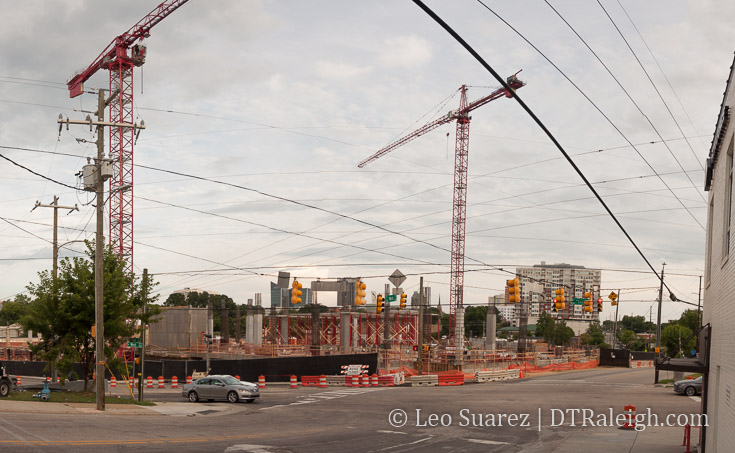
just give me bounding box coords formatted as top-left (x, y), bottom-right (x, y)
top-left (21, 243), bottom-right (159, 390)
top-left (163, 292), bottom-right (186, 306)
top-left (618, 329), bottom-right (647, 350)
top-left (581, 321), bottom-right (605, 346)
top-left (551, 320), bottom-right (574, 346)
top-left (0, 294), bottom-right (31, 327)
top-left (678, 310), bottom-right (699, 333)
top-left (464, 306), bottom-right (487, 337)
top-left (536, 312), bottom-right (554, 341)
top-left (661, 324), bottom-right (695, 358)
top-left (621, 315), bottom-right (653, 334)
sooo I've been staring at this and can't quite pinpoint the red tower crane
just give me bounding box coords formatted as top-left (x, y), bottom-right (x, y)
top-left (66, 0), bottom-right (191, 274)
top-left (358, 73), bottom-right (525, 351)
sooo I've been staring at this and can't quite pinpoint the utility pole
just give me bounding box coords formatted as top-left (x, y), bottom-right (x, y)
top-left (655, 262), bottom-right (666, 384)
top-left (93, 90), bottom-right (106, 411)
top-left (417, 277), bottom-right (424, 375)
top-left (613, 289), bottom-right (621, 348)
top-left (58, 88), bottom-right (144, 411)
top-left (138, 268), bottom-right (148, 402)
top-left (31, 196), bottom-right (78, 383)
top-left (31, 197), bottom-right (78, 281)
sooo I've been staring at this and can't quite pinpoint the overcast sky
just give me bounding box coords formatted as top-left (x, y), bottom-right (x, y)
top-left (1, 0), bottom-right (732, 323)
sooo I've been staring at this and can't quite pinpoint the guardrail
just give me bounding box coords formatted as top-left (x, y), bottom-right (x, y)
top-left (300, 376), bottom-right (320, 386)
top-left (326, 375), bottom-right (346, 386)
top-left (410, 375), bottom-right (439, 387)
top-left (437, 374), bottom-right (464, 386)
top-left (475, 368), bottom-right (520, 383)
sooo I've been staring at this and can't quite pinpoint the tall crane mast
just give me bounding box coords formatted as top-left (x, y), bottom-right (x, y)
top-left (66, 0), bottom-right (191, 274)
top-left (358, 73), bottom-right (525, 354)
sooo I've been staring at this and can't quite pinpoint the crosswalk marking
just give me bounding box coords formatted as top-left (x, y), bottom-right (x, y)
top-left (261, 387), bottom-right (386, 410)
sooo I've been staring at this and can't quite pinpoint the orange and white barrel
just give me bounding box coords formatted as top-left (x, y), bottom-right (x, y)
top-left (110, 376), bottom-right (117, 388)
top-left (186, 375), bottom-right (192, 384)
top-left (171, 376), bottom-right (178, 388)
top-left (621, 405), bottom-right (637, 430)
top-left (371, 374), bottom-right (378, 387)
top-left (146, 376), bottom-right (153, 388)
top-left (158, 376), bottom-right (165, 389)
top-left (319, 375), bottom-right (327, 388)
top-left (258, 375), bottom-right (265, 388)
top-left (290, 375), bottom-right (298, 389)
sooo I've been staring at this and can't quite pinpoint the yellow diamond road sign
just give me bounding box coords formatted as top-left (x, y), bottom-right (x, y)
top-left (608, 291), bottom-right (618, 301)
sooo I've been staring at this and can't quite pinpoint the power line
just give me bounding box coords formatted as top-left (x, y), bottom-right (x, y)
top-left (543, 0), bottom-right (706, 204)
top-left (0, 216), bottom-right (52, 244)
top-left (412, 0), bottom-right (682, 298)
top-left (475, 0), bottom-right (705, 231)
top-left (0, 152), bottom-right (77, 190)
top-left (607, 0), bottom-right (706, 170)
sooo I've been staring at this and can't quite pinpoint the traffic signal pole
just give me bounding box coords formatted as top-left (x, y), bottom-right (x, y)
top-left (613, 289), bottom-right (620, 348)
top-left (655, 263), bottom-right (666, 383)
top-left (138, 268), bottom-right (148, 402)
top-left (417, 277), bottom-right (424, 375)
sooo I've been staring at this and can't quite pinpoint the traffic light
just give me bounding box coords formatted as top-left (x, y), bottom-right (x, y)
top-left (597, 298), bottom-right (603, 312)
top-left (583, 291), bottom-right (593, 313)
top-left (423, 344), bottom-right (429, 352)
top-left (413, 345), bottom-right (418, 352)
top-left (376, 294), bottom-right (384, 314)
top-left (554, 288), bottom-right (565, 312)
top-left (355, 279), bottom-right (366, 305)
top-left (400, 293), bottom-right (407, 309)
top-left (291, 279), bottom-right (303, 304)
top-left (507, 277), bottom-right (521, 303)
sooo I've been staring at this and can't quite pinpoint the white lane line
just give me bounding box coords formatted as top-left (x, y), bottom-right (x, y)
top-left (689, 396), bottom-right (701, 403)
top-left (374, 437), bottom-right (432, 451)
top-left (376, 430), bottom-right (408, 435)
top-left (466, 438), bottom-right (509, 446)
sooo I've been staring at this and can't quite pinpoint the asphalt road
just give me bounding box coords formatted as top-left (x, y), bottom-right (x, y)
top-left (0, 367), bottom-right (700, 452)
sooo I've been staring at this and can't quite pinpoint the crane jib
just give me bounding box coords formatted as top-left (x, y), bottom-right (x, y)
top-left (357, 74), bottom-right (525, 168)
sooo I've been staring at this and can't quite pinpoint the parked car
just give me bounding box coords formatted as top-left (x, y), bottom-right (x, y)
top-left (182, 375), bottom-right (259, 403)
top-left (673, 376), bottom-right (702, 396)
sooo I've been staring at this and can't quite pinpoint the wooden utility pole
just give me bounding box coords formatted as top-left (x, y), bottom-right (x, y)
top-left (58, 88), bottom-right (144, 411)
top-left (31, 196), bottom-right (78, 280)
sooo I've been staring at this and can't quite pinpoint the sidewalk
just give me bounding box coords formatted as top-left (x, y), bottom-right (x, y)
top-left (547, 425), bottom-right (698, 453)
top-left (0, 399), bottom-right (154, 416)
top-left (0, 397), bottom-right (243, 417)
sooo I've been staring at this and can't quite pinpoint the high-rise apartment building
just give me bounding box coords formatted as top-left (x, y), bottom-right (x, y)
top-left (514, 261), bottom-right (602, 320)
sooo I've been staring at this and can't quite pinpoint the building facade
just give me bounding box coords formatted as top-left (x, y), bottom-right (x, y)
top-left (270, 281), bottom-right (313, 308)
top-left (702, 53), bottom-right (735, 453)
top-left (515, 262), bottom-right (602, 321)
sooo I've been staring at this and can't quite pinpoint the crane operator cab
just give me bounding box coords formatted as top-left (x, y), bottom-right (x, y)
top-left (131, 43), bottom-right (147, 66)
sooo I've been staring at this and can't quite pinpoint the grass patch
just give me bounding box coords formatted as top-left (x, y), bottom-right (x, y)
top-left (658, 379), bottom-right (674, 384)
top-left (6, 390), bottom-right (155, 406)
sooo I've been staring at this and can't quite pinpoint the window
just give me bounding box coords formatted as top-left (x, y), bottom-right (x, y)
top-left (723, 140), bottom-right (734, 258)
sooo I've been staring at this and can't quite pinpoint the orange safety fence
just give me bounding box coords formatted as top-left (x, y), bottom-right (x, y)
top-left (380, 365), bottom-right (475, 382)
top-left (504, 360), bottom-right (599, 373)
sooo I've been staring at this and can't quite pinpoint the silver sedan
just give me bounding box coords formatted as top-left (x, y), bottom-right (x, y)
top-left (182, 375), bottom-right (260, 403)
top-left (673, 376), bottom-right (702, 396)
